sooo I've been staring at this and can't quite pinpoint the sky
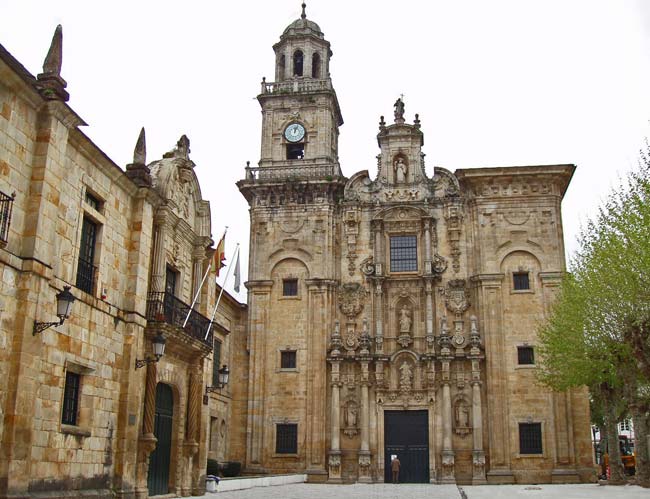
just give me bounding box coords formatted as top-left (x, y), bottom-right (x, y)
top-left (2, 0), bottom-right (650, 301)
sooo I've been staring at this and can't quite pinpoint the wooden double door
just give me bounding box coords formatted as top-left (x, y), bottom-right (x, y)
top-left (384, 410), bottom-right (430, 483)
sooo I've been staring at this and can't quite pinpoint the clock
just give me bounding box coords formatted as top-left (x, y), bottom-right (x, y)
top-left (284, 123), bottom-right (305, 143)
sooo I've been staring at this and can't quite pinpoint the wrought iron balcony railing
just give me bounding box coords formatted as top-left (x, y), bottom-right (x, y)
top-left (146, 291), bottom-right (213, 347)
top-left (0, 190), bottom-right (15, 246)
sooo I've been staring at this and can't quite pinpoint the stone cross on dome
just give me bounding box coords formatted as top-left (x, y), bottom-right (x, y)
top-left (301, 2), bottom-right (307, 19)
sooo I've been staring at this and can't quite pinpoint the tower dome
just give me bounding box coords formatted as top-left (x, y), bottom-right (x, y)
top-left (281, 3), bottom-right (324, 40)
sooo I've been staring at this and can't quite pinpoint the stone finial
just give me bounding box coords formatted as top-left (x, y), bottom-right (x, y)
top-left (379, 115), bottom-right (386, 131)
top-left (134, 127), bottom-right (146, 165)
top-left (43, 25), bottom-right (63, 75)
top-left (301, 2), bottom-right (307, 19)
top-left (36, 25), bottom-right (69, 101)
top-left (414, 113), bottom-right (421, 128)
top-left (125, 127), bottom-right (152, 187)
top-left (394, 97), bottom-right (405, 123)
top-left (163, 135), bottom-right (192, 161)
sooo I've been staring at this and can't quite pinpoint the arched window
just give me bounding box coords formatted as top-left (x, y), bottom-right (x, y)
top-left (311, 53), bottom-right (321, 78)
top-left (293, 50), bottom-right (303, 77)
top-left (278, 54), bottom-right (286, 80)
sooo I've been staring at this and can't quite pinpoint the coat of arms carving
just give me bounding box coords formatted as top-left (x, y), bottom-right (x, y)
top-left (338, 283), bottom-right (367, 319)
top-left (445, 279), bottom-right (470, 315)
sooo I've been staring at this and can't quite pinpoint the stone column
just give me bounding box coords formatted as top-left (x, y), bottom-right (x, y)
top-left (471, 380), bottom-right (487, 484)
top-left (358, 361), bottom-right (372, 482)
top-left (423, 218), bottom-right (432, 274)
top-left (425, 280), bottom-right (435, 352)
top-left (192, 247), bottom-right (205, 308)
top-left (328, 360), bottom-right (342, 483)
top-left (440, 359), bottom-right (455, 484)
top-left (136, 362), bottom-right (158, 499)
top-left (183, 365), bottom-right (201, 496)
top-left (372, 220), bottom-right (383, 275)
top-left (151, 211), bottom-right (168, 294)
top-left (374, 280), bottom-right (384, 353)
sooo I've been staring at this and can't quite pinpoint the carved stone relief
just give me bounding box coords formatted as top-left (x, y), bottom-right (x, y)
top-left (338, 283), bottom-right (367, 319)
top-left (454, 398), bottom-right (471, 437)
top-left (445, 279), bottom-right (469, 316)
top-left (343, 399), bottom-right (359, 438)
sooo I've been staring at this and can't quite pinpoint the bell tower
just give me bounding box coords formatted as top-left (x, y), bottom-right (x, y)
top-left (257, 2), bottom-right (343, 170)
top-left (237, 3), bottom-right (345, 478)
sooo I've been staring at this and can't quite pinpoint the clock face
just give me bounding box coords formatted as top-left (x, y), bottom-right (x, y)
top-left (284, 123), bottom-right (305, 143)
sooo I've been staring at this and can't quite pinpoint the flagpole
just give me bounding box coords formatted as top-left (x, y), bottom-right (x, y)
top-left (204, 243), bottom-right (240, 340)
top-left (183, 226), bottom-right (228, 328)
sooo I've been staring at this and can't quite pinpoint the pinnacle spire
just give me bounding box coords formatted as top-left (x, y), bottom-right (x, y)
top-left (133, 127), bottom-right (146, 165)
top-left (43, 24), bottom-right (63, 75)
top-left (301, 2), bottom-right (307, 19)
top-left (36, 24), bottom-right (69, 101)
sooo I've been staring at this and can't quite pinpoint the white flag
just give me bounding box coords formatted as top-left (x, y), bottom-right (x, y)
top-left (234, 251), bottom-right (241, 293)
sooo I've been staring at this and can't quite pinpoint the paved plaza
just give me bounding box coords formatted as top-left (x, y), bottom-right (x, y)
top-left (189, 483), bottom-right (648, 499)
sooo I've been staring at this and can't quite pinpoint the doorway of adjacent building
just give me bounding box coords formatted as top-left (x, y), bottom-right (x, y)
top-left (384, 410), bottom-right (429, 483)
top-left (148, 383), bottom-right (173, 496)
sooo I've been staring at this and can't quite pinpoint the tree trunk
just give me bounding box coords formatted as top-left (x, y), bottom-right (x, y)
top-left (602, 384), bottom-right (626, 484)
top-left (631, 402), bottom-right (650, 488)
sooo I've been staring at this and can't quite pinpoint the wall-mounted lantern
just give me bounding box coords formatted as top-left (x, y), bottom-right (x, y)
top-left (135, 332), bottom-right (166, 369)
top-left (205, 365), bottom-right (230, 394)
top-left (33, 286), bottom-right (76, 335)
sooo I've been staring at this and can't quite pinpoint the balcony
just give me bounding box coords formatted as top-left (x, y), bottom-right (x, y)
top-left (260, 77), bottom-right (333, 96)
top-left (0, 190), bottom-right (15, 247)
top-left (146, 291), bottom-right (213, 348)
top-left (244, 163), bottom-right (342, 182)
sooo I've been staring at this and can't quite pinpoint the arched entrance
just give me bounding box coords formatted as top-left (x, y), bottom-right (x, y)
top-left (148, 383), bottom-right (173, 495)
top-left (384, 410), bottom-right (430, 483)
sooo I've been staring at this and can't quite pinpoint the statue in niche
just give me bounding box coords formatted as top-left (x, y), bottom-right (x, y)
top-left (398, 305), bottom-right (412, 333)
top-left (345, 405), bottom-right (357, 427)
top-left (399, 362), bottom-right (413, 388)
top-left (456, 404), bottom-right (470, 427)
top-left (394, 157), bottom-right (408, 184)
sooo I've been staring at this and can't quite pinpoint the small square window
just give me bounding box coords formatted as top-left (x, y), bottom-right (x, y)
top-left (62, 371), bottom-right (81, 425)
top-left (518, 346), bottom-right (535, 365)
top-left (283, 279), bottom-right (298, 296)
top-left (286, 144), bottom-right (304, 160)
top-left (513, 272), bottom-right (530, 290)
top-left (519, 422), bottom-right (542, 454)
top-left (276, 423), bottom-right (298, 454)
top-left (281, 351), bottom-right (297, 369)
top-left (390, 235), bottom-right (418, 272)
top-left (85, 191), bottom-right (101, 211)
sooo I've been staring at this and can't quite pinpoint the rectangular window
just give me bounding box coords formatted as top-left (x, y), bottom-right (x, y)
top-left (76, 216), bottom-right (98, 294)
top-left (62, 371), bottom-right (81, 425)
top-left (517, 346), bottom-right (535, 365)
top-left (519, 423), bottom-right (542, 454)
top-left (276, 423), bottom-right (298, 454)
top-left (212, 339), bottom-right (222, 387)
top-left (283, 279), bottom-right (298, 296)
top-left (390, 235), bottom-right (418, 272)
top-left (513, 272), bottom-right (530, 290)
top-left (165, 266), bottom-right (178, 296)
top-left (0, 190), bottom-right (15, 245)
top-left (286, 144), bottom-right (304, 160)
top-left (281, 350), bottom-right (297, 369)
top-left (85, 191), bottom-right (101, 211)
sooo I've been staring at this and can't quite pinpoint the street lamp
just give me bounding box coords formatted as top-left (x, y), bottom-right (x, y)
top-left (33, 285), bottom-right (76, 335)
top-left (135, 332), bottom-right (166, 369)
top-left (206, 365), bottom-right (230, 393)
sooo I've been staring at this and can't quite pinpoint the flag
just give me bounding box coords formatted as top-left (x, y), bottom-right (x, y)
top-left (234, 250), bottom-right (241, 293)
top-left (212, 235), bottom-right (226, 277)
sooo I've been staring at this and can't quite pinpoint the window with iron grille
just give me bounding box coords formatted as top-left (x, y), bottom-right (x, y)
top-left (165, 266), bottom-right (178, 296)
top-left (390, 235), bottom-right (418, 272)
top-left (85, 191), bottom-right (101, 211)
top-left (281, 350), bottom-right (296, 369)
top-left (513, 272), bottom-right (530, 290)
top-left (62, 371), bottom-right (81, 425)
top-left (283, 279), bottom-right (298, 296)
top-left (517, 346), bottom-right (535, 365)
top-left (76, 216), bottom-right (98, 294)
top-left (519, 423), bottom-right (542, 454)
top-left (212, 339), bottom-right (222, 387)
top-left (0, 190), bottom-right (15, 245)
top-left (276, 423), bottom-right (298, 454)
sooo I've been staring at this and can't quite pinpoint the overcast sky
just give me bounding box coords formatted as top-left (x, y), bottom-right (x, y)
top-left (3, 0), bottom-right (650, 300)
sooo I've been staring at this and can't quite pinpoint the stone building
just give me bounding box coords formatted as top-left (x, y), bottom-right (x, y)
top-left (0, 27), bottom-right (242, 498)
top-left (235, 6), bottom-right (594, 484)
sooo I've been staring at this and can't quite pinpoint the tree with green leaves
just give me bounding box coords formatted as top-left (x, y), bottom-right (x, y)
top-left (537, 145), bottom-right (650, 486)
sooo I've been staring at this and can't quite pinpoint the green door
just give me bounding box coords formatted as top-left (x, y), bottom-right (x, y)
top-left (148, 383), bottom-right (173, 495)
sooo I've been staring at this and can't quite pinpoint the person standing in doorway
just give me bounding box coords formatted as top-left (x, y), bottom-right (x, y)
top-left (391, 455), bottom-right (401, 483)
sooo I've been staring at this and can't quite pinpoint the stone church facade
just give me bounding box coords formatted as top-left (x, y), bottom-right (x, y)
top-left (235, 7), bottom-right (594, 484)
top-left (0, 28), bottom-right (243, 498)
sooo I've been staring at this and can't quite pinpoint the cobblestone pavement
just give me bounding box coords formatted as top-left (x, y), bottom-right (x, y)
top-left (191, 483), bottom-right (649, 499)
